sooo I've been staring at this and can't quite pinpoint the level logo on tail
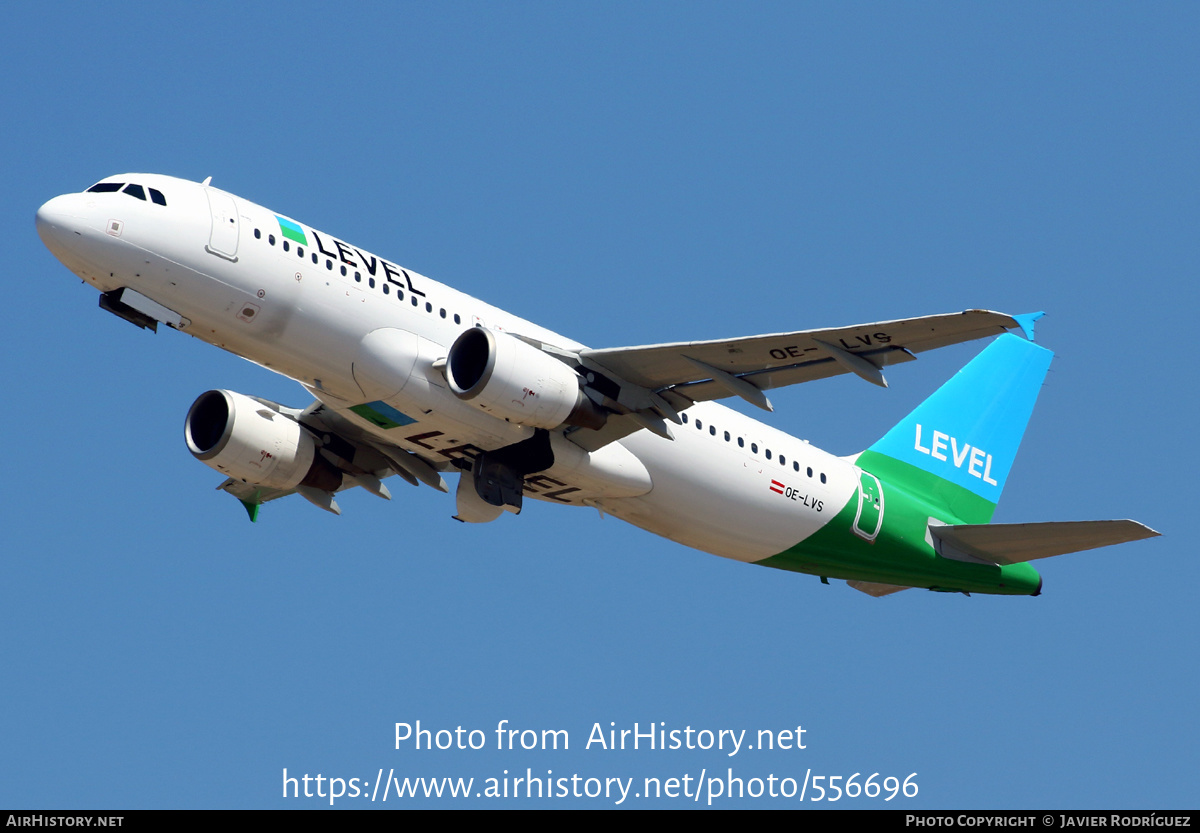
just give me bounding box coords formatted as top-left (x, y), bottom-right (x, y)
top-left (866, 332), bottom-right (1053, 519)
top-left (843, 331), bottom-right (1158, 596)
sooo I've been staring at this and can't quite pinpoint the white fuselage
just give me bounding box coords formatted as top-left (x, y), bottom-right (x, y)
top-left (37, 174), bottom-right (860, 563)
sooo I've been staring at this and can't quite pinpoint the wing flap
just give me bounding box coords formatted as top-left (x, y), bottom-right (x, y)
top-left (671, 345), bottom-right (918, 403)
top-left (930, 520), bottom-right (1160, 565)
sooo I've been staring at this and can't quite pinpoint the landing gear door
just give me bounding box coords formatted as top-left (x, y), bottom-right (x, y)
top-left (852, 471), bottom-right (884, 542)
top-left (204, 188), bottom-right (240, 261)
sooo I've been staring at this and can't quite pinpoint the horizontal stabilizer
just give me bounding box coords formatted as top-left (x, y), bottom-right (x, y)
top-left (930, 520), bottom-right (1160, 565)
top-left (847, 580), bottom-right (914, 597)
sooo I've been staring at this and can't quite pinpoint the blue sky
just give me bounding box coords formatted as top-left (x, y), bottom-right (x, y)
top-left (4, 2), bottom-right (1195, 808)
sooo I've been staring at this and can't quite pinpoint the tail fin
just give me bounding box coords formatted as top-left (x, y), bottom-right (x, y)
top-left (863, 333), bottom-right (1053, 522)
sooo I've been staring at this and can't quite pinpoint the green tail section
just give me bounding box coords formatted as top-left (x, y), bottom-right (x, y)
top-left (759, 456), bottom-right (1043, 595)
top-left (759, 335), bottom-right (1054, 595)
top-left (857, 448), bottom-right (998, 525)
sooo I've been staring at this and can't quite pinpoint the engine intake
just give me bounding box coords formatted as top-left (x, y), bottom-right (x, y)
top-left (185, 390), bottom-right (342, 492)
top-left (445, 328), bottom-right (605, 430)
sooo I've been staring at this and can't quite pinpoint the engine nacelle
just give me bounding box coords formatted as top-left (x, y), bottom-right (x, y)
top-left (445, 328), bottom-right (606, 430)
top-left (185, 390), bottom-right (342, 491)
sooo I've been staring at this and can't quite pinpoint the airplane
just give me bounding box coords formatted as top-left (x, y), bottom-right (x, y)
top-left (35, 173), bottom-right (1158, 597)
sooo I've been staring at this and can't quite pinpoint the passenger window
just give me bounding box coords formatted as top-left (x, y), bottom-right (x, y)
top-left (383, 284), bottom-right (390, 295)
top-left (696, 420), bottom-right (703, 430)
top-left (369, 278), bottom-right (376, 288)
top-left (793, 461), bottom-right (799, 472)
top-left (440, 308), bottom-right (446, 319)
top-left (411, 296), bottom-right (418, 306)
top-left (724, 431), bottom-right (730, 441)
top-left (425, 302), bottom-right (433, 313)
top-left (807, 467), bottom-right (813, 477)
top-left (454, 314), bottom-right (461, 324)
top-left (779, 455), bottom-right (786, 465)
top-left (311, 253), bottom-right (318, 264)
top-left (751, 443), bottom-right (758, 453)
top-left (681, 414), bottom-right (689, 424)
top-left (709, 425), bottom-right (716, 436)
top-left (254, 228), bottom-right (261, 239)
top-left (149, 188), bottom-right (167, 206)
top-left (283, 240), bottom-right (290, 252)
top-left (269, 234), bottom-right (276, 245)
top-left (737, 437), bottom-right (744, 447)
top-left (340, 265), bottom-right (347, 276)
top-left (122, 183), bottom-right (146, 201)
top-left (297, 246), bottom-right (304, 257)
top-left (820, 473), bottom-right (827, 484)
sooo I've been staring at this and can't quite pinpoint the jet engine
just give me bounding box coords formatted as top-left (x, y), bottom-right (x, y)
top-left (445, 328), bottom-right (606, 430)
top-left (185, 389), bottom-right (342, 491)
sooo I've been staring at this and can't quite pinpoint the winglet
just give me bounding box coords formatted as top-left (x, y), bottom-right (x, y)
top-left (239, 499), bottom-right (261, 523)
top-left (1012, 311), bottom-right (1046, 342)
top-left (239, 488), bottom-right (262, 522)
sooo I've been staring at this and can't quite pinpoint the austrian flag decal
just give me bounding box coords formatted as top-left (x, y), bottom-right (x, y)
top-left (769, 479), bottom-right (785, 495)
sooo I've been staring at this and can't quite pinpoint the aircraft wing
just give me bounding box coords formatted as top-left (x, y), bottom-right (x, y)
top-left (568, 310), bottom-right (1033, 451)
top-left (582, 309), bottom-right (1026, 399)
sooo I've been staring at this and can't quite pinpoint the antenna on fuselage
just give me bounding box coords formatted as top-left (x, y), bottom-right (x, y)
top-left (201, 176), bottom-right (212, 186)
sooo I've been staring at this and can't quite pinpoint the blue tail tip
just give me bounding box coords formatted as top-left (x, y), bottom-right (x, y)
top-left (1012, 311), bottom-right (1046, 342)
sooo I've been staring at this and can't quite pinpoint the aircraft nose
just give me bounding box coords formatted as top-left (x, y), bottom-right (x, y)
top-left (36, 194), bottom-right (82, 248)
top-left (36, 194), bottom-right (91, 255)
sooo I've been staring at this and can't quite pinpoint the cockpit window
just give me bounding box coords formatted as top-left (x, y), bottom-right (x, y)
top-left (84, 181), bottom-right (166, 206)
